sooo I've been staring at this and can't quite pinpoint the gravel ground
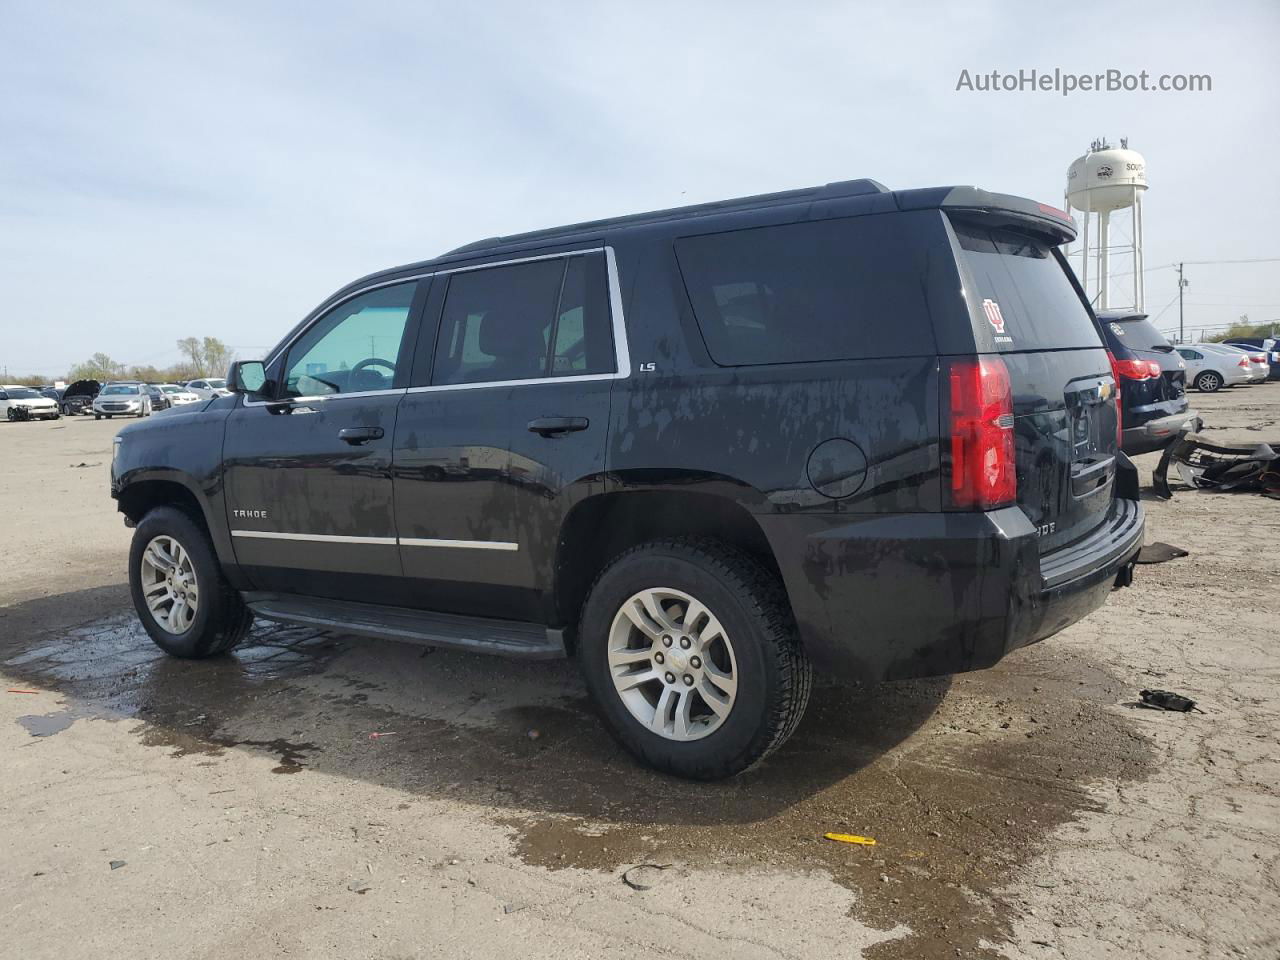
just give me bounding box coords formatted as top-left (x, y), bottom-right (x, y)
top-left (1, 385), bottom-right (1277, 960)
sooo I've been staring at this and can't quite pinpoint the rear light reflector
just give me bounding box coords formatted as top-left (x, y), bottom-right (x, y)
top-left (1112, 358), bottom-right (1162, 380)
top-left (946, 356), bottom-right (1016, 509)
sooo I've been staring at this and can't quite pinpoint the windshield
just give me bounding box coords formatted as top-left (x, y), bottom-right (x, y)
top-left (6, 388), bottom-right (40, 399)
top-left (160, 385), bottom-right (183, 393)
top-left (206, 379), bottom-right (227, 389)
top-left (101, 384), bottom-right (140, 395)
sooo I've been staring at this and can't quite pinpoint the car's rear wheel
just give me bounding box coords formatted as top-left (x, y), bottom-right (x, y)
top-left (578, 538), bottom-right (811, 780)
top-left (1196, 371), bottom-right (1223, 392)
top-left (129, 506), bottom-right (253, 658)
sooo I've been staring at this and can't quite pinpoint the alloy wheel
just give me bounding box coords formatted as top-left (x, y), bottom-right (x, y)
top-left (139, 535), bottom-right (200, 634)
top-left (607, 587), bottom-right (738, 741)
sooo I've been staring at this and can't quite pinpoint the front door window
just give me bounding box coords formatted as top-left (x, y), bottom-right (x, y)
top-left (282, 282), bottom-right (417, 397)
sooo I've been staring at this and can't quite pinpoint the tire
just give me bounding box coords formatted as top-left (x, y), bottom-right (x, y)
top-left (578, 537), bottom-right (811, 780)
top-left (5, 408), bottom-right (14, 421)
top-left (1196, 371), bottom-right (1223, 393)
top-left (129, 506), bottom-right (253, 658)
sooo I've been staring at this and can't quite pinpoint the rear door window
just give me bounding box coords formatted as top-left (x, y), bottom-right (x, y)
top-left (674, 215), bottom-right (937, 366)
top-left (951, 220), bottom-right (1100, 351)
top-left (431, 254), bottom-right (615, 386)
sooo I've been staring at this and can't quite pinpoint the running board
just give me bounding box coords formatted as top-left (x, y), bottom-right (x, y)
top-left (242, 592), bottom-right (567, 660)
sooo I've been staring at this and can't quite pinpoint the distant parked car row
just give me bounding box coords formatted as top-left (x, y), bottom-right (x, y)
top-left (1177, 340), bottom-right (1278, 392)
top-left (3, 378), bottom-right (221, 423)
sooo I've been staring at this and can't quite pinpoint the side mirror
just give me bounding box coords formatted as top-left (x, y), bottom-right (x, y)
top-left (228, 360), bottom-right (269, 397)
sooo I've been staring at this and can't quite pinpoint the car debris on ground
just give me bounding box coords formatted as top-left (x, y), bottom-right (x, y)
top-left (1138, 689), bottom-right (1203, 713)
top-left (1154, 434), bottom-right (1280, 498)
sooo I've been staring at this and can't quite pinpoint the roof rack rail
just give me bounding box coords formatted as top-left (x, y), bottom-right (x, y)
top-left (442, 178), bottom-right (890, 257)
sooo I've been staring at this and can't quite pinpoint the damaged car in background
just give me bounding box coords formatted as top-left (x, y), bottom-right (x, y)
top-left (1096, 311), bottom-right (1199, 455)
top-left (1, 385), bottom-right (61, 421)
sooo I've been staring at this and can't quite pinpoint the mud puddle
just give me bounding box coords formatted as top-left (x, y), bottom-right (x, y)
top-left (1, 606), bottom-right (1154, 959)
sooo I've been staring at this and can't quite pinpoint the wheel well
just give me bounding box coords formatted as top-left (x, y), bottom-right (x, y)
top-left (554, 491), bottom-right (782, 644)
top-left (116, 480), bottom-right (209, 534)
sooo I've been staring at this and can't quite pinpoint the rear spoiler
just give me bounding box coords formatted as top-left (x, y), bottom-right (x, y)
top-left (894, 186), bottom-right (1076, 245)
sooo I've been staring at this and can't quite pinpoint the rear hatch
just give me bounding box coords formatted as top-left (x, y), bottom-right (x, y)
top-left (948, 216), bottom-right (1119, 555)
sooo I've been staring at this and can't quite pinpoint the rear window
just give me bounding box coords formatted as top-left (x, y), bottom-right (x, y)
top-left (1109, 317), bottom-right (1174, 352)
top-left (674, 215), bottom-right (936, 366)
top-left (952, 220), bottom-right (1100, 351)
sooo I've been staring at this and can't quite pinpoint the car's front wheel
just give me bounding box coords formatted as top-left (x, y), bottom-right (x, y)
top-left (579, 538), bottom-right (811, 780)
top-left (1196, 371), bottom-right (1223, 393)
top-left (129, 506), bottom-right (253, 658)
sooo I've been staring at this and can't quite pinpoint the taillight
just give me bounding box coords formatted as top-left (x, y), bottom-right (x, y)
top-left (1112, 358), bottom-right (1162, 380)
top-left (946, 356), bottom-right (1016, 509)
top-left (1108, 351), bottom-right (1123, 449)
top-left (1238, 356), bottom-right (1250, 368)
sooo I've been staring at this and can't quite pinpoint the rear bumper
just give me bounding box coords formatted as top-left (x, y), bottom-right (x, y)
top-left (1122, 408), bottom-right (1200, 455)
top-left (760, 495), bottom-right (1144, 683)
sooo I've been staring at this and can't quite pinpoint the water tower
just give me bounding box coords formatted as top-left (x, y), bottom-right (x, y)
top-left (1065, 138), bottom-right (1147, 312)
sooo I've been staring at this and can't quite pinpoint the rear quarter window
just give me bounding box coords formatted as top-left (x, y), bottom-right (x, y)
top-left (952, 220), bottom-right (1100, 352)
top-left (674, 214), bottom-right (938, 366)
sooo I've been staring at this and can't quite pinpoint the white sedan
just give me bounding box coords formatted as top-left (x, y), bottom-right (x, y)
top-left (184, 378), bottom-right (231, 400)
top-left (0, 385), bottom-right (61, 421)
top-left (159, 384), bottom-right (203, 406)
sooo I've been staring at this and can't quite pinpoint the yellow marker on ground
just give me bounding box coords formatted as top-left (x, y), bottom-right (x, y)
top-left (823, 833), bottom-right (876, 846)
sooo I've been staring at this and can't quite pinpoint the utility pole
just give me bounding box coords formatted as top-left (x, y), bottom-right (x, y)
top-left (1177, 262), bottom-right (1189, 343)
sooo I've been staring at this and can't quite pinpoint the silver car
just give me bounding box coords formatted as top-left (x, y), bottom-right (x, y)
top-left (93, 382), bottom-right (152, 419)
top-left (1176, 346), bottom-right (1251, 393)
top-left (183, 377), bottom-right (231, 400)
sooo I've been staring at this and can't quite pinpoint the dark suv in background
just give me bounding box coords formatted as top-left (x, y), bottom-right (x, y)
top-left (110, 179), bottom-right (1143, 779)
top-left (1097, 311), bottom-right (1198, 455)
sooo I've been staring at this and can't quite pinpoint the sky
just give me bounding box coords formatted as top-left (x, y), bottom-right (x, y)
top-left (2, 0), bottom-right (1278, 378)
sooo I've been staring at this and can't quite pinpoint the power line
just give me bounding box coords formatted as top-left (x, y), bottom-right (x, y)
top-left (1109, 256), bottom-right (1280, 280)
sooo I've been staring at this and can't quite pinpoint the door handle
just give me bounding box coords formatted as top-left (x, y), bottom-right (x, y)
top-left (527, 416), bottom-right (589, 436)
top-left (338, 426), bottom-right (385, 445)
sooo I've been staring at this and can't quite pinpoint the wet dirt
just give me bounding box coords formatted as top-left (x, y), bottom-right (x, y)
top-left (0, 594), bottom-right (1154, 960)
top-left (17, 709), bottom-right (76, 737)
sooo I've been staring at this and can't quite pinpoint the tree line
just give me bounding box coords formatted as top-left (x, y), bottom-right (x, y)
top-left (5, 337), bottom-right (235, 386)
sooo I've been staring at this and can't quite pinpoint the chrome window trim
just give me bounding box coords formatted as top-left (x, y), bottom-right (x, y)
top-left (231, 530), bottom-right (518, 551)
top-left (242, 387), bottom-right (407, 407)
top-left (255, 246), bottom-right (630, 400)
top-left (433, 246), bottom-right (606, 275)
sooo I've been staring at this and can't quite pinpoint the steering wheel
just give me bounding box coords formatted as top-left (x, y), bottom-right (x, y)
top-left (349, 357), bottom-right (397, 391)
top-left (351, 357), bottom-right (396, 376)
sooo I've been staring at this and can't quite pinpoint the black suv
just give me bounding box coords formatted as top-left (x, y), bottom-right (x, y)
top-left (111, 180), bottom-right (1143, 779)
top-left (1096, 311), bottom-right (1199, 455)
